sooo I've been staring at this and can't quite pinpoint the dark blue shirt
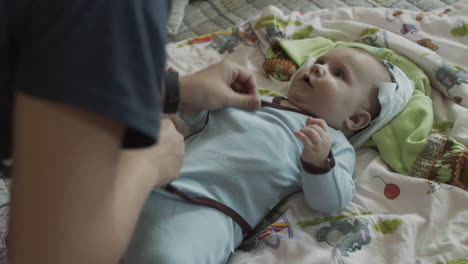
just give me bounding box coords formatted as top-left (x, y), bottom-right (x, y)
top-left (0, 0), bottom-right (170, 160)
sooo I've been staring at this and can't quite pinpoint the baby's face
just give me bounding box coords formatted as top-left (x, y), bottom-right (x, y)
top-left (288, 47), bottom-right (381, 129)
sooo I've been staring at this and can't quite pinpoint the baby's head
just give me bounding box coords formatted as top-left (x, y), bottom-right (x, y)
top-left (287, 46), bottom-right (392, 138)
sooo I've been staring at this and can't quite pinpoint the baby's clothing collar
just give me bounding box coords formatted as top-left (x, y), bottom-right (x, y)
top-left (261, 96), bottom-right (316, 117)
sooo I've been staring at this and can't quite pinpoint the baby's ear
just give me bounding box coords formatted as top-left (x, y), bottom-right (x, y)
top-left (344, 110), bottom-right (371, 132)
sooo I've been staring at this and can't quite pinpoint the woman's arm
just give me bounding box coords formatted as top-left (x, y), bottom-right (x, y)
top-left (9, 93), bottom-right (183, 264)
top-left (164, 114), bottom-right (195, 137)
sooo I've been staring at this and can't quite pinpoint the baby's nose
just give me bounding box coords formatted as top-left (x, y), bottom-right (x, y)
top-left (310, 64), bottom-right (325, 77)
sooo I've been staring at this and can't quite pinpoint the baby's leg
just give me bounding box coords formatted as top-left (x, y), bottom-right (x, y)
top-left (121, 189), bottom-right (243, 264)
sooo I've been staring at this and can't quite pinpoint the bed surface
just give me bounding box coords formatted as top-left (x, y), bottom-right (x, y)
top-left (170, 0), bottom-right (456, 42)
top-left (165, 0), bottom-right (468, 262)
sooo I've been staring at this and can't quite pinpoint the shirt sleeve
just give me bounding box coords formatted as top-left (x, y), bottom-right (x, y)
top-left (300, 132), bottom-right (356, 213)
top-left (10, 0), bottom-right (170, 148)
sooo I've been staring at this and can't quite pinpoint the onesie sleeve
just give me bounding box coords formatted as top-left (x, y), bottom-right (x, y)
top-left (300, 131), bottom-right (356, 213)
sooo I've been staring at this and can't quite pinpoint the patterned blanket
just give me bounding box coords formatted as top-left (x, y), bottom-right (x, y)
top-left (169, 0), bottom-right (457, 42)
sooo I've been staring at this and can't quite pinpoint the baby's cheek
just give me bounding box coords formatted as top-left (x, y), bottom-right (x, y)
top-left (335, 92), bottom-right (351, 106)
top-left (323, 89), bottom-right (347, 110)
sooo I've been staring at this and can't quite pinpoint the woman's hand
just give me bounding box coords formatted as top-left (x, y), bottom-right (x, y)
top-left (178, 60), bottom-right (261, 112)
top-left (120, 117), bottom-right (185, 188)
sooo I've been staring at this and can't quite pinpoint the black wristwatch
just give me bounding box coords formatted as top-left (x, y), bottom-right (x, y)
top-left (163, 71), bottom-right (180, 113)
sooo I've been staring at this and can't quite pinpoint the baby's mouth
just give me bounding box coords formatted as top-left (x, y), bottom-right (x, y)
top-left (302, 74), bottom-right (313, 87)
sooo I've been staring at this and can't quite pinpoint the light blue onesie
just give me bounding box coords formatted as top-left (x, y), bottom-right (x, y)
top-left (122, 96), bottom-right (356, 264)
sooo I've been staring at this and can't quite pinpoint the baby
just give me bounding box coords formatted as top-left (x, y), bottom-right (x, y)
top-left (121, 46), bottom-right (413, 264)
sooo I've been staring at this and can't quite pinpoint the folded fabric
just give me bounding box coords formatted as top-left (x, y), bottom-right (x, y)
top-left (410, 133), bottom-right (468, 189)
top-left (168, 0), bottom-right (190, 37)
top-left (280, 37), bottom-right (434, 175)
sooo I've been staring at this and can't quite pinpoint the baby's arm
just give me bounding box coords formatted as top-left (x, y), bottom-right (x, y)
top-left (294, 118), bottom-right (332, 168)
top-left (295, 118), bottom-right (356, 213)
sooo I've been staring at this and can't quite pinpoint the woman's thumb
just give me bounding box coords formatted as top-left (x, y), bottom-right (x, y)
top-left (228, 94), bottom-right (261, 110)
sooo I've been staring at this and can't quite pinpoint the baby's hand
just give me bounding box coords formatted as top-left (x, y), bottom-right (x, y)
top-left (294, 117), bottom-right (331, 168)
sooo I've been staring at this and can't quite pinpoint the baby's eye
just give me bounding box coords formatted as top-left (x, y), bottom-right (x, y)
top-left (333, 69), bottom-right (345, 79)
top-left (315, 59), bottom-right (324, 65)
